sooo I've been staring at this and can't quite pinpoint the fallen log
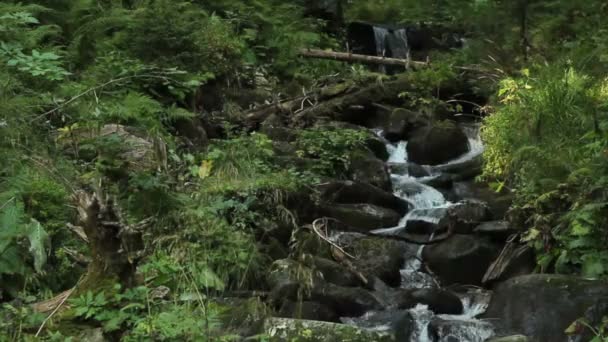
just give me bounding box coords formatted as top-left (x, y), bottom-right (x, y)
top-left (299, 48), bottom-right (428, 69)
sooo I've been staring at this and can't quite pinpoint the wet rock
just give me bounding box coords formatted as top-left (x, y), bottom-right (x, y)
top-left (407, 121), bottom-right (469, 166)
top-left (452, 181), bottom-right (513, 220)
top-left (397, 288), bottom-right (464, 315)
top-left (393, 307), bottom-right (434, 341)
top-left (406, 201), bottom-right (489, 236)
top-left (483, 274), bottom-right (608, 342)
top-left (486, 336), bottom-right (531, 342)
top-left (348, 156), bottom-right (392, 191)
top-left (435, 155), bottom-right (483, 181)
top-left (366, 134), bottom-right (390, 160)
top-left (428, 318), bottom-right (495, 342)
top-left (337, 233), bottom-right (416, 287)
top-left (474, 221), bottom-right (519, 241)
top-left (384, 108), bottom-right (427, 142)
top-left (423, 173), bottom-right (454, 188)
top-left (422, 234), bottom-right (501, 286)
top-left (318, 203), bottom-right (401, 231)
top-left (263, 317), bottom-right (395, 341)
top-left (312, 257), bottom-right (361, 287)
top-left (388, 162), bottom-right (431, 178)
top-left (277, 300), bottom-right (340, 323)
top-left (311, 283), bottom-right (383, 317)
top-left (443, 200), bottom-right (491, 234)
top-left (316, 180), bottom-right (408, 215)
top-left (405, 220), bottom-right (437, 235)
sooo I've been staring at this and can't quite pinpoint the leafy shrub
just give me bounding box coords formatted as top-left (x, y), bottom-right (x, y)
top-left (483, 64), bottom-right (608, 277)
top-left (296, 128), bottom-right (370, 177)
top-left (0, 199), bottom-right (50, 297)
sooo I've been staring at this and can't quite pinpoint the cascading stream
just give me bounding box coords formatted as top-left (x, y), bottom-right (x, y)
top-left (344, 124), bottom-right (493, 342)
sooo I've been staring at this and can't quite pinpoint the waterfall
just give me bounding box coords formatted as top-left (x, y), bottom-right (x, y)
top-left (373, 26), bottom-right (389, 57)
top-left (392, 28), bottom-right (410, 60)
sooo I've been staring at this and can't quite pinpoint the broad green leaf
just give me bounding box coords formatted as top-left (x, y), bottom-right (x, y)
top-left (24, 219), bottom-right (50, 273)
top-left (195, 266), bottom-right (225, 291)
top-left (0, 244), bottom-right (27, 275)
top-left (522, 228), bottom-right (540, 242)
top-left (571, 221), bottom-right (591, 236)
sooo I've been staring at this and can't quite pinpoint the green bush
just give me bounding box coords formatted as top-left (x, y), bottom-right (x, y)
top-left (482, 64), bottom-right (608, 277)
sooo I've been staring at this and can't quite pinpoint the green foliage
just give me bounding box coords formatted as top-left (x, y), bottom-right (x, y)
top-left (296, 128), bottom-right (370, 177)
top-left (0, 5), bottom-right (68, 82)
top-left (199, 133), bottom-right (300, 193)
top-left (0, 302), bottom-right (45, 341)
top-left (483, 64), bottom-right (608, 277)
top-left (0, 199), bottom-right (51, 297)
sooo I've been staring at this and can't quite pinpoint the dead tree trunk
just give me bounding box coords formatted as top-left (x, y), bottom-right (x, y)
top-left (72, 186), bottom-right (149, 292)
top-left (299, 49), bottom-right (428, 69)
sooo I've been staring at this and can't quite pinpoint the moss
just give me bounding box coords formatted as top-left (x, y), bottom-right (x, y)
top-left (264, 318), bottom-right (395, 342)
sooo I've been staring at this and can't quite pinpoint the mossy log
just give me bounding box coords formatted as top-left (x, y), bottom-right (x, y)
top-left (299, 48), bottom-right (428, 68)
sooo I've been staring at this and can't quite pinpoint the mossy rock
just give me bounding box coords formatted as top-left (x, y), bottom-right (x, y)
top-left (263, 317), bottom-right (395, 342)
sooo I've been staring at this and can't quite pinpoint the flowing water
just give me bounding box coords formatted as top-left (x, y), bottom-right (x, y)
top-left (343, 124), bottom-right (494, 341)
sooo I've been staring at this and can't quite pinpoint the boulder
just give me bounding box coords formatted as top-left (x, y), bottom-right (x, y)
top-left (441, 200), bottom-right (491, 234)
top-left (383, 108), bottom-right (427, 142)
top-left (267, 259), bottom-right (316, 302)
top-left (77, 328), bottom-right (108, 342)
top-left (57, 124), bottom-right (166, 172)
top-left (397, 288), bottom-right (464, 315)
top-left (483, 274), bottom-right (608, 342)
top-left (452, 181), bottom-right (513, 220)
top-left (310, 283), bottom-right (383, 317)
top-left (474, 221), bottom-right (519, 241)
top-left (348, 156), bottom-right (392, 191)
top-left (434, 155), bottom-right (483, 180)
top-left (312, 257), bottom-right (361, 287)
top-left (336, 233), bottom-right (417, 287)
top-left (423, 174), bottom-right (454, 189)
top-left (318, 203), bottom-right (401, 231)
top-left (404, 201), bottom-right (489, 236)
top-left (422, 234), bottom-right (501, 286)
top-left (388, 162), bottom-right (431, 178)
top-left (316, 180), bottom-right (408, 215)
top-left (428, 318), bottom-right (495, 342)
top-left (406, 121), bottom-right (469, 165)
top-left (366, 135), bottom-right (390, 160)
top-left (482, 243), bottom-right (535, 286)
top-left (277, 300), bottom-right (340, 323)
top-left (263, 317), bottom-right (394, 341)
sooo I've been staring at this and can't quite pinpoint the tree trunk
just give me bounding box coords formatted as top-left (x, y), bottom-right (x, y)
top-left (73, 187), bottom-right (147, 292)
top-left (299, 49), bottom-right (428, 69)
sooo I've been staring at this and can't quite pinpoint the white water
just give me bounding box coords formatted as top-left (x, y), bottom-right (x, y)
top-left (345, 124), bottom-right (494, 341)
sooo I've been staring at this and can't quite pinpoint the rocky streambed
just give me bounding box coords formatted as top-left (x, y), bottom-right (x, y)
top-left (258, 107), bottom-right (608, 341)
